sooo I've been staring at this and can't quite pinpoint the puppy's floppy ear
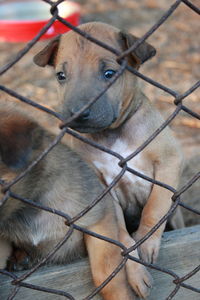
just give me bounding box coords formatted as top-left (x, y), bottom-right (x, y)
top-left (33, 35), bottom-right (61, 67)
top-left (119, 31), bottom-right (156, 67)
top-left (0, 114), bottom-right (42, 169)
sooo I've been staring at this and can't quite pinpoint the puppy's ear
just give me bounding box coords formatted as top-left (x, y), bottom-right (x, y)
top-left (33, 35), bottom-right (61, 67)
top-left (119, 32), bottom-right (156, 67)
top-left (0, 114), bottom-right (41, 169)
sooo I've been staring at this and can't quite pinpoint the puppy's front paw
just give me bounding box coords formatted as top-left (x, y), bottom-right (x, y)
top-left (134, 232), bottom-right (161, 264)
top-left (126, 261), bottom-right (153, 299)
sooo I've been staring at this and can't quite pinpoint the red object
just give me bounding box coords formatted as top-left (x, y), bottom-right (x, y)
top-left (0, 2), bottom-right (80, 43)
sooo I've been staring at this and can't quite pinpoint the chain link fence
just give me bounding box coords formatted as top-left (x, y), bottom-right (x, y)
top-left (0, 0), bottom-right (199, 299)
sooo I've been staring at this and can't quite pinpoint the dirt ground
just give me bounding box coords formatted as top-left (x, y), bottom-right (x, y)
top-left (0, 0), bottom-right (199, 226)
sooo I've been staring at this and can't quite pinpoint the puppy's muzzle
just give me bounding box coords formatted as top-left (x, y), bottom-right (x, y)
top-left (63, 95), bottom-right (117, 133)
top-left (71, 108), bottom-right (90, 123)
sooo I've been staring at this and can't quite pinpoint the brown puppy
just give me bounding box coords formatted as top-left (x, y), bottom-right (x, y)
top-left (34, 20), bottom-right (184, 283)
top-left (0, 108), bottom-right (153, 299)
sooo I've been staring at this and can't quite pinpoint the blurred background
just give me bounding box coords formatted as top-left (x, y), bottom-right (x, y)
top-left (0, 0), bottom-right (199, 226)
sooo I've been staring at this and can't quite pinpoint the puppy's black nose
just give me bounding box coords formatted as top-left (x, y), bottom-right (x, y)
top-left (71, 108), bottom-right (90, 122)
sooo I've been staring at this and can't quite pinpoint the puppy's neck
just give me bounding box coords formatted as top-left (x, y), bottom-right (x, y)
top-left (110, 87), bottom-right (143, 129)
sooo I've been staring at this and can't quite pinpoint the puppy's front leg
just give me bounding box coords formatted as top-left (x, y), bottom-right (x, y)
top-left (135, 158), bottom-right (183, 264)
top-left (85, 211), bottom-right (135, 300)
top-left (0, 237), bottom-right (12, 269)
top-left (115, 201), bottom-right (152, 299)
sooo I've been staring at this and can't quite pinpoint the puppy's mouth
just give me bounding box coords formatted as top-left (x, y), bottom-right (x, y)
top-left (71, 125), bottom-right (108, 133)
top-left (67, 116), bottom-right (117, 133)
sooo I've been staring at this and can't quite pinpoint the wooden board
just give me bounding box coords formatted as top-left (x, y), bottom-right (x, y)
top-left (0, 225), bottom-right (200, 300)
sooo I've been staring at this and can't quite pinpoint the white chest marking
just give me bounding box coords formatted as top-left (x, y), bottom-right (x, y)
top-left (31, 230), bottom-right (47, 246)
top-left (94, 140), bottom-right (145, 185)
top-left (93, 139), bottom-right (153, 208)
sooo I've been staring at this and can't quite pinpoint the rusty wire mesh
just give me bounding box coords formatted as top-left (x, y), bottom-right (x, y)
top-left (0, 0), bottom-right (200, 299)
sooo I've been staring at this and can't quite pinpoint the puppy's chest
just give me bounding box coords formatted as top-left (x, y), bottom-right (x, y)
top-left (92, 140), bottom-right (153, 209)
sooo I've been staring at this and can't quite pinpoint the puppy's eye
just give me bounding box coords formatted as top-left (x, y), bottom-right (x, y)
top-left (56, 72), bottom-right (66, 82)
top-left (104, 69), bottom-right (116, 79)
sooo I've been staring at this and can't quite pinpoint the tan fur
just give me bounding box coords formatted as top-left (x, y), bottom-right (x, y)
top-left (0, 108), bottom-right (138, 300)
top-left (34, 21), bottom-right (185, 297)
top-left (86, 212), bottom-right (135, 300)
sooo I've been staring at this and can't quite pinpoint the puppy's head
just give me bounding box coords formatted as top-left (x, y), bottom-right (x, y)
top-left (34, 22), bottom-right (156, 132)
top-left (0, 111), bottom-right (42, 171)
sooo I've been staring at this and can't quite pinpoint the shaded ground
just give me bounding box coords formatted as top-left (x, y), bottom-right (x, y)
top-left (0, 0), bottom-right (199, 226)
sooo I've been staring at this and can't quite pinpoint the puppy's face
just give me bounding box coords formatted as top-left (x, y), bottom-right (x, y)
top-left (34, 22), bottom-right (156, 133)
